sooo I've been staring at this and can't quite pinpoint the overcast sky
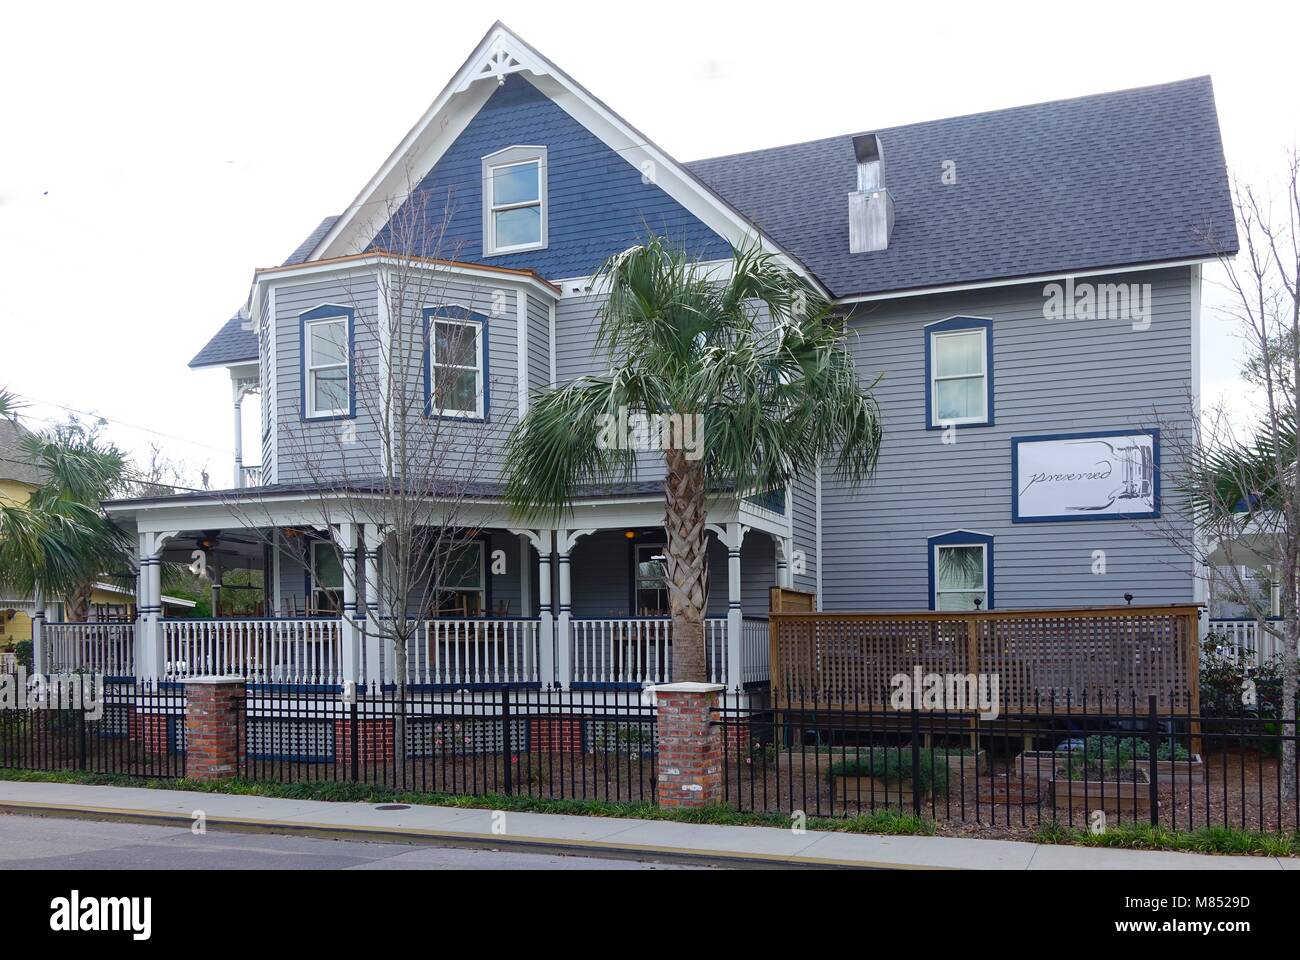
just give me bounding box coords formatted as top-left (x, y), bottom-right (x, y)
top-left (1, 1), bottom-right (1296, 487)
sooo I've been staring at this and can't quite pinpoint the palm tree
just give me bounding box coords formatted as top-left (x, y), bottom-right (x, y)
top-left (504, 239), bottom-right (884, 682)
top-left (0, 422), bottom-right (133, 622)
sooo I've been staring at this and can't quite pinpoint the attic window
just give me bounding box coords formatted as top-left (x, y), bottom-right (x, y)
top-left (482, 146), bottom-right (548, 255)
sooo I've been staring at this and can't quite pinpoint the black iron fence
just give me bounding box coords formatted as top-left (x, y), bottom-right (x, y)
top-left (0, 677), bottom-right (185, 779)
top-left (4, 671), bottom-right (1298, 837)
top-left (237, 684), bottom-right (659, 804)
top-left (719, 688), bottom-right (1300, 833)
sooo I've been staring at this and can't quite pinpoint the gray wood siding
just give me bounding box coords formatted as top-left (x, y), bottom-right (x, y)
top-left (526, 293), bottom-right (551, 395)
top-left (271, 270), bottom-right (524, 486)
top-left (274, 273), bottom-right (383, 485)
top-left (821, 266), bottom-right (1196, 611)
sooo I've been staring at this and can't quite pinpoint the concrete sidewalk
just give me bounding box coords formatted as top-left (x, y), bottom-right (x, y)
top-left (0, 781), bottom-right (1291, 870)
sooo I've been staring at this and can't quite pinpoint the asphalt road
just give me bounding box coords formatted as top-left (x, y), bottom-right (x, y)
top-left (0, 811), bottom-right (709, 870)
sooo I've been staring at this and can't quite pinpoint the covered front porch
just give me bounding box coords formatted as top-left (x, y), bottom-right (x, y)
top-left (53, 484), bottom-right (792, 690)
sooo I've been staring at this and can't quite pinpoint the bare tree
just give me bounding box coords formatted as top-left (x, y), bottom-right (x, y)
top-left (1171, 155), bottom-right (1300, 798)
top-left (223, 173), bottom-right (509, 760)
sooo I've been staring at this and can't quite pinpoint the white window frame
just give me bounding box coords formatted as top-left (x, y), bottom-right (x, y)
top-left (481, 145), bottom-right (548, 256)
top-left (304, 315), bottom-right (350, 418)
top-left (929, 328), bottom-right (988, 426)
top-left (933, 542), bottom-right (988, 611)
top-left (429, 315), bottom-right (484, 419)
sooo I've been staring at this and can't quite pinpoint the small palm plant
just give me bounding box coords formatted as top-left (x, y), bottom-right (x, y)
top-left (504, 239), bottom-right (884, 682)
top-left (0, 412), bottom-right (133, 622)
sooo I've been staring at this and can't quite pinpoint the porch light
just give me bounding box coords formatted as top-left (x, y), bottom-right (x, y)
top-left (624, 530), bottom-right (636, 539)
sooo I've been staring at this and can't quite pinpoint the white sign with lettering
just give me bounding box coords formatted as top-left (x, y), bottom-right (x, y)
top-left (1012, 431), bottom-right (1158, 522)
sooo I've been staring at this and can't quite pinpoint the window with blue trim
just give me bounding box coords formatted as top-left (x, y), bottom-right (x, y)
top-left (926, 318), bottom-right (993, 428)
top-left (424, 307), bottom-right (487, 419)
top-left (302, 308), bottom-right (352, 419)
top-left (928, 531), bottom-right (994, 610)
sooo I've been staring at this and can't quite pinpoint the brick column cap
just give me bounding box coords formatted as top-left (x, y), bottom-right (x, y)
top-left (651, 682), bottom-right (725, 694)
top-left (182, 675), bottom-right (247, 685)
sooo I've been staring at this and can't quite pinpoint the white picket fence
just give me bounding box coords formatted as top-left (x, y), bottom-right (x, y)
top-left (1208, 618), bottom-right (1295, 664)
top-left (163, 618), bottom-right (342, 685)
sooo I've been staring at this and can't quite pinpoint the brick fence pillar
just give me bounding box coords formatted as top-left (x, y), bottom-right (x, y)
top-left (654, 682), bottom-right (726, 808)
top-left (184, 676), bottom-right (245, 782)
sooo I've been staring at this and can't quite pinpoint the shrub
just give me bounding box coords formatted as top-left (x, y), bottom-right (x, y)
top-left (14, 641), bottom-right (32, 671)
top-left (827, 748), bottom-right (949, 795)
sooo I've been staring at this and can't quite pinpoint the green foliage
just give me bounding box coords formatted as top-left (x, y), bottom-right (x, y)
top-left (503, 238), bottom-right (884, 521)
top-left (1199, 638), bottom-right (1293, 738)
top-left (14, 640), bottom-right (32, 671)
top-left (1035, 821), bottom-right (1299, 856)
top-left (826, 748), bottom-right (950, 794)
top-left (0, 420), bottom-right (132, 603)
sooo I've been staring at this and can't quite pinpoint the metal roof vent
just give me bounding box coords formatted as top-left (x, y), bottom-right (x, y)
top-left (849, 133), bottom-right (895, 254)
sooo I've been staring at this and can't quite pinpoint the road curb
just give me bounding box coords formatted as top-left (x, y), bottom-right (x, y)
top-left (0, 798), bottom-right (911, 869)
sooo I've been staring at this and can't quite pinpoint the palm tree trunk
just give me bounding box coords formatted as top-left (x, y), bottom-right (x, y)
top-left (664, 450), bottom-right (709, 683)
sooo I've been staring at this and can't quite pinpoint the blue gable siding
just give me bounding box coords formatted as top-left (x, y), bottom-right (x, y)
top-left (370, 75), bottom-right (731, 277)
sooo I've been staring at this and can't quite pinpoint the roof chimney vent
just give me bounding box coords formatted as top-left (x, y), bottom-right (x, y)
top-left (849, 133), bottom-right (894, 254)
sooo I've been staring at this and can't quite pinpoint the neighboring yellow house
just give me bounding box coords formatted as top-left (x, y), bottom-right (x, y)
top-left (0, 420), bottom-right (196, 648)
top-left (0, 418), bottom-right (46, 647)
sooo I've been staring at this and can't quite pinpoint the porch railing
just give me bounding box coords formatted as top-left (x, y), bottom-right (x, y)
top-left (571, 617), bottom-right (730, 685)
top-left (45, 622), bottom-right (135, 677)
top-left (741, 616), bottom-right (770, 685)
top-left (1208, 617), bottom-right (1294, 664)
top-left (163, 618), bottom-right (342, 685)
top-left (410, 618), bottom-right (539, 685)
top-left (34, 615), bottom-right (772, 689)
top-left (239, 464), bottom-right (263, 487)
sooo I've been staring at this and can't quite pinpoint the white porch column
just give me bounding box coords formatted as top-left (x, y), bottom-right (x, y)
top-left (31, 585), bottom-right (47, 675)
top-left (776, 536), bottom-right (794, 588)
top-left (231, 374), bottom-right (258, 489)
top-left (335, 522), bottom-right (361, 685)
top-left (232, 393), bottom-right (244, 488)
top-left (709, 522), bottom-right (749, 690)
top-left (509, 528), bottom-right (554, 686)
top-left (555, 528), bottom-right (593, 691)
top-left (137, 530), bottom-right (176, 680)
top-left (726, 523), bottom-right (746, 690)
top-left (362, 524), bottom-right (384, 688)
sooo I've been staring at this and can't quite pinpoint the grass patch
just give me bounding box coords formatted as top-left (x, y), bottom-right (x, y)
top-left (0, 767), bottom-right (933, 836)
top-left (1034, 820), bottom-right (1299, 857)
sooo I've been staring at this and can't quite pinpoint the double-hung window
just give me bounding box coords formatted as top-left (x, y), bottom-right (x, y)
top-left (425, 308), bottom-right (486, 418)
top-left (926, 317), bottom-right (992, 428)
top-left (929, 531), bottom-right (994, 611)
top-left (302, 307), bottom-right (352, 419)
top-left (482, 146), bottom-right (547, 255)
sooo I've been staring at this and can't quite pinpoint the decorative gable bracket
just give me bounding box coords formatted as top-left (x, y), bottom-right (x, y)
top-left (452, 31), bottom-right (549, 94)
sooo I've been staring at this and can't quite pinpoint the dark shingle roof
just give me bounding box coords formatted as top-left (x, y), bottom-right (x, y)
top-left (189, 216), bottom-right (340, 368)
top-left (104, 477), bottom-right (692, 508)
top-left (686, 76), bottom-right (1237, 298)
top-left (0, 418), bottom-right (45, 488)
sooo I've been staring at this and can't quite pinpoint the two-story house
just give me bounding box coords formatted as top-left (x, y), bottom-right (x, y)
top-left (86, 22), bottom-right (1235, 692)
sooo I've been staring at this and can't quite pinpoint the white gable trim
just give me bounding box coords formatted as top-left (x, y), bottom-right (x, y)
top-left (308, 22), bottom-right (828, 297)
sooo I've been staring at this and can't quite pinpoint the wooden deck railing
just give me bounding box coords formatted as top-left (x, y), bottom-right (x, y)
top-left (770, 604), bottom-right (1200, 712)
